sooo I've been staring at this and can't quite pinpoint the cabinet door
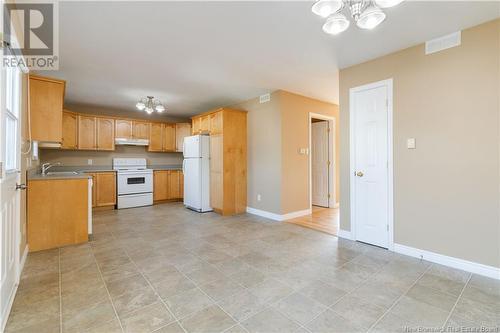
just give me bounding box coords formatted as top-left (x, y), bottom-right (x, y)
top-left (62, 111), bottom-right (78, 149)
top-left (163, 124), bottom-right (176, 152)
top-left (192, 117), bottom-right (200, 134)
top-left (116, 119), bottom-right (133, 139)
top-left (96, 118), bottom-right (115, 151)
top-left (148, 123), bottom-right (163, 152)
top-left (168, 170), bottom-right (180, 199)
top-left (200, 115), bottom-right (210, 133)
top-left (153, 171), bottom-right (168, 201)
top-left (209, 112), bottom-right (223, 135)
top-left (175, 123), bottom-right (192, 152)
top-left (133, 121), bottom-right (150, 139)
top-left (209, 134), bottom-right (223, 210)
top-left (29, 75), bottom-right (65, 143)
top-left (77, 115), bottom-right (96, 150)
top-left (96, 173), bottom-right (116, 207)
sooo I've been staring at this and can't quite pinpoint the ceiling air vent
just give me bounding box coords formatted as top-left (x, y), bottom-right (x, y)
top-left (259, 93), bottom-right (271, 104)
top-left (425, 31), bottom-right (461, 55)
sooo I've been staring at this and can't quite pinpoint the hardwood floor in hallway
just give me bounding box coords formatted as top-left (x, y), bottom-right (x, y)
top-left (286, 206), bottom-right (339, 235)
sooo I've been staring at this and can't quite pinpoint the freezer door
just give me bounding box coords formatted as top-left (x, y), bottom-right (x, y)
top-left (183, 135), bottom-right (201, 158)
top-left (184, 158), bottom-right (202, 210)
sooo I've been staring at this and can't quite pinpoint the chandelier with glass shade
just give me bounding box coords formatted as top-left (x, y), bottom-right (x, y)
top-left (136, 96), bottom-right (165, 114)
top-left (312, 0), bottom-right (404, 35)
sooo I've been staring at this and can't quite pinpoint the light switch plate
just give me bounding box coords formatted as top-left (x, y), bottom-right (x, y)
top-left (407, 138), bottom-right (416, 149)
top-left (88, 159), bottom-right (93, 165)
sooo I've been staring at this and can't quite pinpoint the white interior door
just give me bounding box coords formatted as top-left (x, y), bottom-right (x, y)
top-left (1, 65), bottom-right (22, 330)
top-left (311, 121), bottom-right (329, 207)
top-left (351, 81), bottom-right (390, 248)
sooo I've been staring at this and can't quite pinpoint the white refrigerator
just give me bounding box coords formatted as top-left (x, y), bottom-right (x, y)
top-left (183, 135), bottom-right (212, 212)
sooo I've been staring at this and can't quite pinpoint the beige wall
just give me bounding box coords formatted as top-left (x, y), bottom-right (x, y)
top-left (280, 91), bottom-right (339, 214)
top-left (235, 90), bottom-right (339, 215)
top-left (339, 19), bottom-right (500, 268)
top-left (233, 91), bottom-right (282, 214)
top-left (40, 146), bottom-right (183, 167)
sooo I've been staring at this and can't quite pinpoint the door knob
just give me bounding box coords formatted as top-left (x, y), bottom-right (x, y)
top-left (356, 171), bottom-right (364, 177)
top-left (16, 183), bottom-right (27, 190)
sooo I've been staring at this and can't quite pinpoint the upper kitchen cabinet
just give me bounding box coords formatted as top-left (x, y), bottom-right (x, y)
top-left (77, 115), bottom-right (97, 150)
top-left (115, 119), bottom-right (133, 139)
top-left (62, 111), bottom-right (78, 149)
top-left (133, 121), bottom-right (150, 139)
top-left (29, 75), bottom-right (65, 144)
top-left (192, 117), bottom-right (201, 134)
top-left (96, 118), bottom-right (115, 150)
top-left (175, 123), bottom-right (191, 152)
top-left (163, 124), bottom-right (175, 152)
top-left (148, 122), bottom-right (164, 152)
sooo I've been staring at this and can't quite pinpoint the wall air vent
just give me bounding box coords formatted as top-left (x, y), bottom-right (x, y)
top-left (425, 31), bottom-right (461, 55)
top-left (259, 93), bottom-right (271, 104)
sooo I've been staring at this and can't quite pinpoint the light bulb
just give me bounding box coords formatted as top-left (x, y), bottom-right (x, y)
top-left (323, 13), bottom-right (350, 35)
top-left (375, 0), bottom-right (404, 8)
top-left (357, 4), bottom-right (386, 30)
top-left (311, 0), bottom-right (343, 18)
top-left (136, 101), bottom-right (145, 110)
top-left (155, 104), bottom-right (165, 112)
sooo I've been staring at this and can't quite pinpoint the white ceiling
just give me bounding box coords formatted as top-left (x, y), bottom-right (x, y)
top-left (39, 1), bottom-right (499, 117)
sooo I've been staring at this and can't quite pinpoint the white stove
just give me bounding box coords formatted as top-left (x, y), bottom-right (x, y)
top-left (113, 158), bottom-right (153, 209)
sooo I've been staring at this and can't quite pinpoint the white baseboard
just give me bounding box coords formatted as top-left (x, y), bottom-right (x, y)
top-left (337, 229), bottom-right (354, 240)
top-left (246, 207), bottom-right (311, 222)
top-left (394, 243), bottom-right (500, 280)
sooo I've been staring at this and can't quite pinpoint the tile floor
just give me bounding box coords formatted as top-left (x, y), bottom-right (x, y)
top-left (6, 202), bottom-right (500, 333)
top-left (287, 207), bottom-right (339, 235)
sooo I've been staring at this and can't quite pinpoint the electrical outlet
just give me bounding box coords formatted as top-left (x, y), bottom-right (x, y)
top-left (87, 159), bottom-right (93, 165)
top-left (257, 194), bottom-right (261, 202)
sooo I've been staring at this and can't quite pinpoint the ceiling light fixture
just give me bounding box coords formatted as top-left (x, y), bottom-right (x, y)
top-left (312, 0), bottom-right (402, 35)
top-left (136, 96), bottom-right (165, 114)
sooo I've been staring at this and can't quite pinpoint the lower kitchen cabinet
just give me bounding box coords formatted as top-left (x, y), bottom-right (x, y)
top-left (153, 170), bottom-right (183, 202)
top-left (87, 172), bottom-right (116, 209)
top-left (27, 178), bottom-right (89, 252)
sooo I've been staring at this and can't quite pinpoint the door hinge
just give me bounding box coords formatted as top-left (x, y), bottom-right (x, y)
top-left (327, 161), bottom-right (331, 166)
top-left (328, 194), bottom-right (331, 198)
top-left (387, 225), bottom-right (389, 231)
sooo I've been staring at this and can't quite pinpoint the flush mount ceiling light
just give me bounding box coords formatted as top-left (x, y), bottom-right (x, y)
top-left (313, 0), bottom-right (402, 35)
top-left (136, 96), bottom-right (165, 114)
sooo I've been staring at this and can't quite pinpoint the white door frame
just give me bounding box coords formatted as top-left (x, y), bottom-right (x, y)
top-left (349, 78), bottom-right (394, 250)
top-left (309, 112), bottom-right (336, 209)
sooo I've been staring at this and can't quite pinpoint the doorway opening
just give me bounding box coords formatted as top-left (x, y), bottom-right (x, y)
top-left (287, 113), bottom-right (338, 235)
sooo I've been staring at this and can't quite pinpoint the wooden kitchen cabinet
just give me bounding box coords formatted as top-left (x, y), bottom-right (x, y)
top-left (148, 122), bottom-right (164, 152)
top-left (203, 108), bottom-right (247, 216)
top-left (133, 121), bottom-right (150, 139)
top-left (28, 178), bottom-right (88, 252)
top-left (163, 124), bottom-right (176, 152)
top-left (96, 118), bottom-right (115, 150)
top-left (62, 111), bottom-right (78, 149)
top-left (153, 170), bottom-right (169, 201)
top-left (78, 115), bottom-right (97, 150)
top-left (87, 172), bottom-right (116, 209)
top-left (192, 117), bottom-right (200, 134)
top-left (175, 123), bottom-right (191, 152)
top-left (153, 170), bottom-right (183, 202)
top-left (200, 115), bottom-right (210, 133)
top-left (29, 75), bottom-right (65, 143)
top-left (95, 172), bottom-right (116, 207)
top-left (116, 119), bottom-right (133, 138)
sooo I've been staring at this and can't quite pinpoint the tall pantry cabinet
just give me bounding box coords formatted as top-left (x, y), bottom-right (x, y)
top-left (191, 108), bottom-right (247, 216)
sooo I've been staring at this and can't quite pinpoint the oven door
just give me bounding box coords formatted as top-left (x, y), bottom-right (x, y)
top-left (117, 172), bottom-right (153, 195)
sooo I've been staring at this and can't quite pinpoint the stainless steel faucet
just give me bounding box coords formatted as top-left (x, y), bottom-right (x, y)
top-left (41, 162), bottom-right (61, 175)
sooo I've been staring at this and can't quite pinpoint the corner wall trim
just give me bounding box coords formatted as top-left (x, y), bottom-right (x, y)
top-left (246, 207), bottom-right (311, 222)
top-left (393, 243), bottom-right (500, 280)
top-left (19, 245), bottom-right (28, 276)
top-left (337, 229), bottom-right (354, 240)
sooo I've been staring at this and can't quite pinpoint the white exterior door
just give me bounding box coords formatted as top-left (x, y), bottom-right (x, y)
top-left (1, 65), bottom-right (22, 330)
top-left (311, 121), bottom-right (329, 207)
top-left (351, 80), bottom-right (391, 248)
